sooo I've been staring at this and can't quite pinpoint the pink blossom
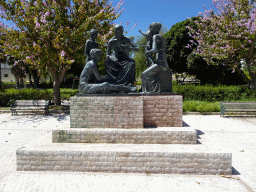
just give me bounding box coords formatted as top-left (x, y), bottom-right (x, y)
top-left (35, 23), bottom-right (40, 29)
top-left (61, 50), bottom-right (65, 57)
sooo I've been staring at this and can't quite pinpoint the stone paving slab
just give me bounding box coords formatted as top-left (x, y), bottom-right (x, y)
top-left (0, 114), bottom-right (256, 191)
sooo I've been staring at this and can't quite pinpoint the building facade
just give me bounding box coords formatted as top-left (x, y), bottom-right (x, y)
top-left (1, 63), bottom-right (16, 82)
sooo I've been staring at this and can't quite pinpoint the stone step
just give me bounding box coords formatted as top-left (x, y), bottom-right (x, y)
top-left (16, 143), bottom-right (232, 175)
top-left (52, 128), bottom-right (197, 144)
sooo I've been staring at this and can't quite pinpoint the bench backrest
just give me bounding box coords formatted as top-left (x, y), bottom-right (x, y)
top-left (15, 100), bottom-right (49, 106)
top-left (221, 102), bottom-right (256, 109)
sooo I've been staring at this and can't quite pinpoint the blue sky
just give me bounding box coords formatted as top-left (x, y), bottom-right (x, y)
top-left (0, 0), bottom-right (214, 37)
top-left (112, 0), bottom-right (214, 38)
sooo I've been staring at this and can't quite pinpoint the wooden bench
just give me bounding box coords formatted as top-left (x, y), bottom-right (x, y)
top-left (10, 100), bottom-right (50, 115)
top-left (220, 102), bottom-right (256, 117)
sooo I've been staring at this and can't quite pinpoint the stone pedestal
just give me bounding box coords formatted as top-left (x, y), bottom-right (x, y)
top-left (16, 93), bottom-right (233, 175)
top-left (70, 93), bottom-right (183, 128)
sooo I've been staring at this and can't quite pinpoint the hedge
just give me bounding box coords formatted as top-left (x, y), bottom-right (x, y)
top-left (0, 85), bottom-right (255, 107)
top-left (172, 84), bottom-right (256, 102)
top-left (0, 88), bottom-right (79, 107)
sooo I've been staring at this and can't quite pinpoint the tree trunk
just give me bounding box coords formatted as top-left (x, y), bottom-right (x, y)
top-left (244, 59), bottom-right (256, 89)
top-left (29, 73), bottom-right (32, 86)
top-left (49, 64), bottom-right (67, 105)
top-left (0, 63), bottom-right (2, 91)
top-left (20, 78), bottom-right (24, 88)
top-left (53, 77), bottom-right (61, 105)
top-left (250, 76), bottom-right (256, 90)
top-left (16, 78), bottom-right (19, 89)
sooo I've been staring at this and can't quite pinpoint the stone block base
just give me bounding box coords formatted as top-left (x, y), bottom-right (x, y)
top-left (16, 144), bottom-right (232, 175)
top-left (52, 128), bottom-right (197, 144)
top-left (70, 94), bottom-right (183, 128)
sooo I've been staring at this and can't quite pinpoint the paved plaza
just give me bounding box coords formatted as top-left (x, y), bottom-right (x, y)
top-left (0, 113), bottom-right (255, 192)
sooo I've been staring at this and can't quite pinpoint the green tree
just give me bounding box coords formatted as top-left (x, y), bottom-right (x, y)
top-left (187, 53), bottom-right (247, 85)
top-left (133, 35), bottom-right (147, 79)
top-left (11, 60), bottom-right (27, 88)
top-left (165, 16), bottom-right (248, 85)
top-left (0, 0), bottom-right (124, 104)
top-left (164, 17), bottom-right (201, 74)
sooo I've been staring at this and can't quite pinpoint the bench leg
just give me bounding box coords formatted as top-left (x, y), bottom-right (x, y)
top-left (11, 109), bottom-right (17, 116)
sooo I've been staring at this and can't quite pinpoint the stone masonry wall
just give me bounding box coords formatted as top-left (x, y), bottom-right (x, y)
top-left (16, 149), bottom-right (232, 175)
top-left (70, 96), bottom-right (143, 128)
top-left (52, 129), bottom-right (197, 144)
top-left (143, 95), bottom-right (183, 127)
top-left (70, 95), bottom-right (183, 128)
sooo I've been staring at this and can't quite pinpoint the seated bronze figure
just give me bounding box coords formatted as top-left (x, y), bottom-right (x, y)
top-left (79, 49), bottom-right (137, 94)
top-left (104, 24), bottom-right (139, 86)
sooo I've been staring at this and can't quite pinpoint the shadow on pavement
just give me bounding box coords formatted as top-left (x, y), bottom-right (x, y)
top-left (9, 114), bottom-right (70, 124)
top-left (195, 129), bottom-right (205, 145)
top-left (183, 121), bottom-right (190, 127)
top-left (232, 167), bottom-right (241, 175)
top-left (224, 116), bottom-right (256, 118)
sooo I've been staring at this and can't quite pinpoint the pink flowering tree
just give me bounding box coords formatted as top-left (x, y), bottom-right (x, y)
top-left (0, 0), bottom-right (124, 105)
top-left (187, 0), bottom-right (256, 88)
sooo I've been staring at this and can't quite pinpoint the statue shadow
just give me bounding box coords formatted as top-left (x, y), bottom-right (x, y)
top-left (195, 129), bottom-right (205, 144)
top-left (183, 121), bottom-right (190, 127)
top-left (232, 167), bottom-right (241, 175)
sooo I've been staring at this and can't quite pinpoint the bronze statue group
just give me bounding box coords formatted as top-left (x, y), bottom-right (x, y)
top-left (79, 22), bottom-right (169, 94)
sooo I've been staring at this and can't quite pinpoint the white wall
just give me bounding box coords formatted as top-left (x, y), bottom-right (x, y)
top-left (1, 63), bottom-right (16, 82)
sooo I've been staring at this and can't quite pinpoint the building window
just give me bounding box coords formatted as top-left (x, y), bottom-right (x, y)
top-left (4, 74), bottom-right (8, 77)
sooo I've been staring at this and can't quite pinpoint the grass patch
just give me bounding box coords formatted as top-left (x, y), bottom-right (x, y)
top-left (0, 107), bottom-right (10, 110)
top-left (183, 100), bottom-right (221, 112)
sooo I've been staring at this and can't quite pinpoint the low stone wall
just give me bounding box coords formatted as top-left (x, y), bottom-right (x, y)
top-left (16, 148), bottom-right (232, 175)
top-left (52, 128), bottom-right (197, 144)
top-left (70, 94), bottom-right (183, 128)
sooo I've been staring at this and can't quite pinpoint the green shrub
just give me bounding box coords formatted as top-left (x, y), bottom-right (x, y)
top-left (0, 88), bottom-right (79, 107)
top-left (173, 84), bottom-right (256, 101)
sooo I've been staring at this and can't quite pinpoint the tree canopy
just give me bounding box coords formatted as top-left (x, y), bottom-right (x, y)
top-left (187, 0), bottom-right (256, 88)
top-left (164, 15), bottom-right (248, 85)
top-left (164, 16), bottom-right (201, 74)
top-left (0, 0), bottom-right (124, 104)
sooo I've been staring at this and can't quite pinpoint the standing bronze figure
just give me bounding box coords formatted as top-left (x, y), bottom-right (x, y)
top-left (141, 22), bottom-right (170, 93)
top-left (84, 29), bottom-right (99, 62)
